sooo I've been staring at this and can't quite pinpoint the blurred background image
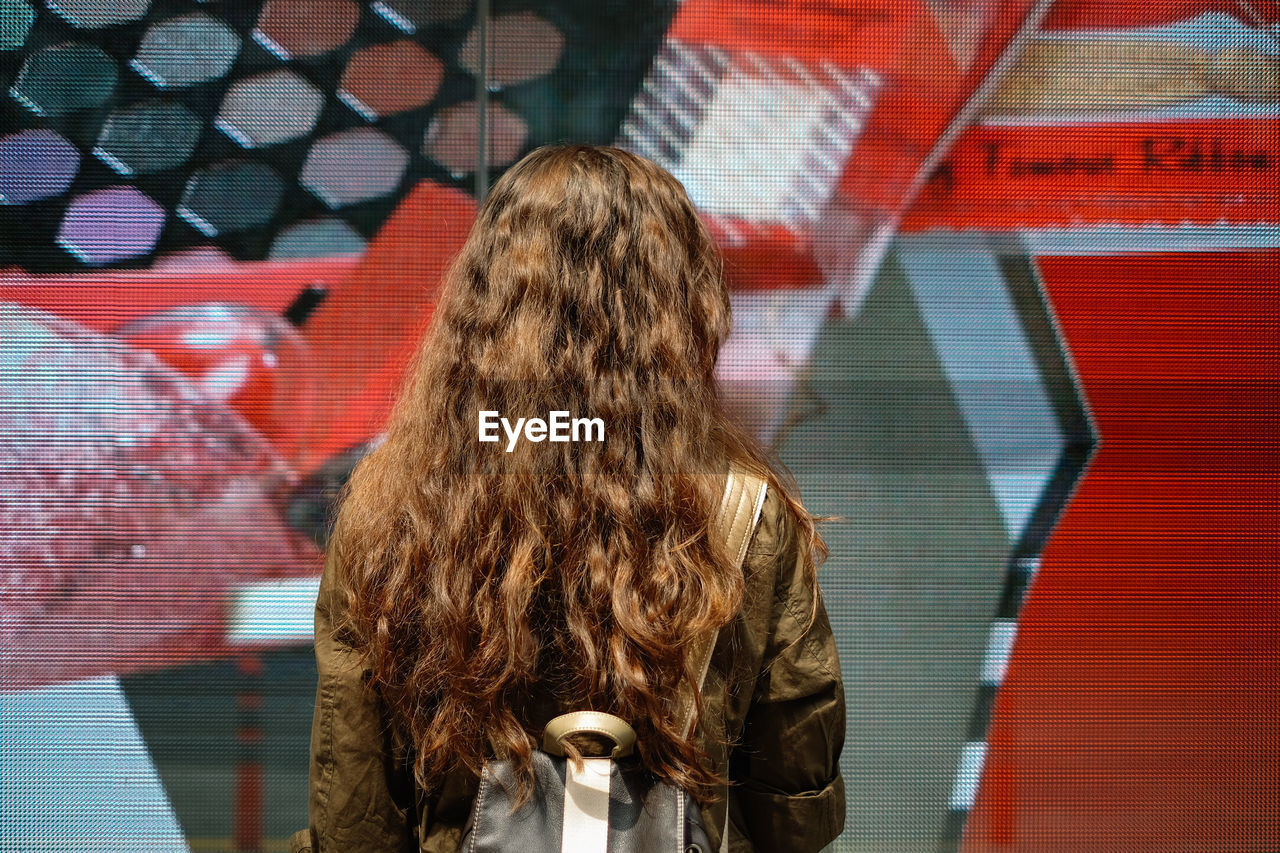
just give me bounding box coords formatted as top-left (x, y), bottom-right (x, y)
top-left (0, 0), bottom-right (1276, 851)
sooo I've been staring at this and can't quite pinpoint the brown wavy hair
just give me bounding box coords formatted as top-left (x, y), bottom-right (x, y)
top-left (329, 144), bottom-right (825, 804)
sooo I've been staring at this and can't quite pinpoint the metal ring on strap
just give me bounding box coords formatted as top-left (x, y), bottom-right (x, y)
top-left (543, 711), bottom-right (637, 759)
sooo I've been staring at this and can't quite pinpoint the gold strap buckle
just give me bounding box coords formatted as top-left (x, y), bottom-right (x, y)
top-left (543, 711), bottom-right (637, 759)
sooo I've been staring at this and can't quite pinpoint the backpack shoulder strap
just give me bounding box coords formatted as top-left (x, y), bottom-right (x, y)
top-left (677, 460), bottom-right (769, 737)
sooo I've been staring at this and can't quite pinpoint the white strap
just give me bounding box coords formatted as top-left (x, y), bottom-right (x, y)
top-left (562, 758), bottom-right (612, 853)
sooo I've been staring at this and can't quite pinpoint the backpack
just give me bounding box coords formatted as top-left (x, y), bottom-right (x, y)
top-left (460, 462), bottom-right (768, 853)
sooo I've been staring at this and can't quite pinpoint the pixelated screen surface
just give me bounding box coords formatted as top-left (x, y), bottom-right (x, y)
top-left (1, 0), bottom-right (1276, 850)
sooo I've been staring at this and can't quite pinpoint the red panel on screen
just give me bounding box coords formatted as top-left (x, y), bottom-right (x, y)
top-left (667, 0), bottom-right (920, 69)
top-left (297, 180), bottom-right (476, 472)
top-left (905, 119), bottom-right (1280, 229)
top-left (964, 251), bottom-right (1279, 851)
top-left (1042, 0), bottom-right (1277, 30)
top-left (0, 256), bottom-right (358, 333)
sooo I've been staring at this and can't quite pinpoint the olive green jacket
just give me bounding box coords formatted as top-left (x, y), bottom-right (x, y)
top-left (297, 481), bottom-right (846, 852)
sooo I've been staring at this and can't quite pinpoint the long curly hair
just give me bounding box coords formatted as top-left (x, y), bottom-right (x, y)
top-left (329, 144), bottom-right (825, 804)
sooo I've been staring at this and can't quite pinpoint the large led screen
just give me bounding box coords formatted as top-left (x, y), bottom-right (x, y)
top-left (1, 0), bottom-right (1276, 851)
